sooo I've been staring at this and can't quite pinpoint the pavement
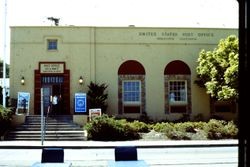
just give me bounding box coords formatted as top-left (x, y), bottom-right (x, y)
top-left (0, 139), bottom-right (238, 149)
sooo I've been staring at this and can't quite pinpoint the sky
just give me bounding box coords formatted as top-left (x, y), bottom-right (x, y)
top-left (1, 0), bottom-right (239, 64)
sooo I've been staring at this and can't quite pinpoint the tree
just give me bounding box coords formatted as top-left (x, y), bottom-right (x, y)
top-left (87, 82), bottom-right (108, 113)
top-left (195, 35), bottom-right (239, 101)
top-left (0, 60), bottom-right (10, 78)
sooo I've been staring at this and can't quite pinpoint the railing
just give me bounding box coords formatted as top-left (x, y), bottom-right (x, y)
top-left (44, 105), bottom-right (52, 141)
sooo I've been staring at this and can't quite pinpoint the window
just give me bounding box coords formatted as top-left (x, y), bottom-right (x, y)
top-left (47, 39), bottom-right (58, 50)
top-left (118, 60), bottom-right (145, 114)
top-left (123, 81), bottom-right (141, 104)
top-left (164, 60), bottom-right (191, 114)
top-left (169, 81), bottom-right (187, 104)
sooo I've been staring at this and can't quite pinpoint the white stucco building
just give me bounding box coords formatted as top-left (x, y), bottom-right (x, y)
top-left (10, 26), bottom-right (238, 124)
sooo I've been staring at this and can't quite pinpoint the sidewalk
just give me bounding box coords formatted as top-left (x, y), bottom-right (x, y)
top-left (0, 139), bottom-right (238, 149)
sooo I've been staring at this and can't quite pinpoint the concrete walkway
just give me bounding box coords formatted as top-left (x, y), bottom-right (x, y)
top-left (0, 139), bottom-right (238, 149)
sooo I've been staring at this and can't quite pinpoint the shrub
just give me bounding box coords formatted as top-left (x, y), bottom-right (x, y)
top-left (84, 115), bottom-right (238, 141)
top-left (0, 105), bottom-right (14, 136)
top-left (129, 120), bottom-right (151, 133)
top-left (84, 114), bottom-right (140, 141)
top-left (153, 122), bottom-right (174, 134)
top-left (175, 121), bottom-right (206, 133)
top-left (87, 82), bottom-right (108, 114)
top-left (168, 130), bottom-right (191, 140)
top-left (204, 119), bottom-right (238, 139)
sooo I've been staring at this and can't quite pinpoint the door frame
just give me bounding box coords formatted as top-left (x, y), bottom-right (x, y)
top-left (34, 62), bottom-right (70, 115)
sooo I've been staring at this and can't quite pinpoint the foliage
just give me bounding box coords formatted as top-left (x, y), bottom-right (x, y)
top-left (0, 87), bottom-right (2, 105)
top-left (128, 120), bottom-right (151, 133)
top-left (195, 35), bottom-right (239, 101)
top-left (174, 121), bottom-right (206, 133)
top-left (0, 105), bottom-right (14, 136)
top-left (84, 114), bottom-right (140, 141)
top-left (167, 130), bottom-right (191, 140)
top-left (152, 119), bottom-right (237, 140)
top-left (0, 60), bottom-right (10, 78)
top-left (0, 86), bottom-right (10, 106)
top-left (84, 114), bottom-right (238, 141)
top-left (87, 82), bottom-right (108, 113)
top-left (204, 119), bottom-right (238, 139)
top-left (153, 122), bottom-right (174, 134)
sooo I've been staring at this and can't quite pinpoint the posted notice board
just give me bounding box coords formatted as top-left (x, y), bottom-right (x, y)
top-left (74, 93), bottom-right (87, 113)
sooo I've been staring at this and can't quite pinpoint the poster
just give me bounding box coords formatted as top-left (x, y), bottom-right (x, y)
top-left (89, 108), bottom-right (102, 121)
top-left (16, 92), bottom-right (30, 115)
top-left (74, 93), bottom-right (87, 113)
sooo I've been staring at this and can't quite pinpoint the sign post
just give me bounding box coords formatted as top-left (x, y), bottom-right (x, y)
top-left (74, 93), bottom-right (87, 113)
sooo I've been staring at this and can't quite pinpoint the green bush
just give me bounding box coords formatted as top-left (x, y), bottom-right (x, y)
top-left (87, 82), bottom-right (108, 114)
top-left (129, 120), bottom-right (151, 133)
top-left (84, 114), bottom-right (140, 141)
top-left (204, 119), bottom-right (238, 139)
top-left (84, 115), bottom-right (238, 141)
top-left (152, 119), bottom-right (237, 140)
top-left (153, 122), bottom-right (174, 133)
top-left (168, 130), bottom-right (191, 140)
top-left (0, 105), bottom-right (14, 136)
top-left (175, 121), bottom-right (206, 133)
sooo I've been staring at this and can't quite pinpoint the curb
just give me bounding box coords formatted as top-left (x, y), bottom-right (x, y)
top-left (0, 140), bottom-right (238, 149)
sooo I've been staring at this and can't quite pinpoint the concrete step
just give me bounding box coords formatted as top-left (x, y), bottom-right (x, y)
top-left (6, 131), bottom-right (87, 141)
top-left (15, 127), bottom-right (83, 131)
top-left (26, 115), bottom-right (73, 122)
top-left (7, 130), bottom-right (86, 134)
top-left (5, 115), bottom-right (86, 141)
top-left (16, 123), bottom-right (81, 127)
top-left (5, 137), bottom-right (86, 141)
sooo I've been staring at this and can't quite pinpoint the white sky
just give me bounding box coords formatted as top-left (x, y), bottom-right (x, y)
top-left (1, 0), bottom-right (239, 63)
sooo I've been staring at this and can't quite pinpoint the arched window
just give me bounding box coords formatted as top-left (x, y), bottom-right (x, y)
top-left (164, 60), bottom-right (191, 114)
top-left (118, 60), bottom-right (146, 115)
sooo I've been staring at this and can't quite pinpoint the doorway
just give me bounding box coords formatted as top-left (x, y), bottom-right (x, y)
top-left (42, 84), bottom-right (65, 115)
top-left (34, 70), bottom-right (70, 115)
top-left (41, 76), bottom-right (65, 115)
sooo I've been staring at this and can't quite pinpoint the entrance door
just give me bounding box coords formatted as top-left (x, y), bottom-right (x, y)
top-left (42, 76), bottom-right (64, 115)
top-left (42, 86), bottom-right (52, 114)
top-left (51, 84), bottom-right (64, 115)
top-left (34, 70), bottom-right (70, 115)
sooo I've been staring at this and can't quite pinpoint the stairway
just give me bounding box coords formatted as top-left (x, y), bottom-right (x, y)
top-left (5, 115), bottom-right (87, 141)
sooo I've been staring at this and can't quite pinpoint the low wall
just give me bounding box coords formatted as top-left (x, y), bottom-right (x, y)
top-left (11, 114), bottom-right (26, 127)
top-left (73, 115), bottom-right (88, 127)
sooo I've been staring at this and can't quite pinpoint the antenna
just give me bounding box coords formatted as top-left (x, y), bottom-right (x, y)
top-left (47, 17), bottom-right (60, 26)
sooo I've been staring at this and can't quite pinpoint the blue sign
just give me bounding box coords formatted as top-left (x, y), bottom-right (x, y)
top-left (75, 93), bottom-right (87, 113)
top-left (17, 92), bottom-right (31, 115)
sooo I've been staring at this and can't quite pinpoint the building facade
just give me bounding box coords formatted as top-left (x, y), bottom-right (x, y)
top-left (10, 26), bottom-right (238, 122)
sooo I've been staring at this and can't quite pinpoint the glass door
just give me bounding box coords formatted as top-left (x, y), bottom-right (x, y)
top-left (42, 86), bottom-right (52, 115)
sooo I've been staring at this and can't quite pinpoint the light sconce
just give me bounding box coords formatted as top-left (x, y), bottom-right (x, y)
top-left (79, 76), bottom-right (84, 85)
top-left (21, 76), bottom-right (25, 85)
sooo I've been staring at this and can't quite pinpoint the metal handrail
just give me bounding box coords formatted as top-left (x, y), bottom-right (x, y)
top-left (44, 105), bottom-right (51, 140)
